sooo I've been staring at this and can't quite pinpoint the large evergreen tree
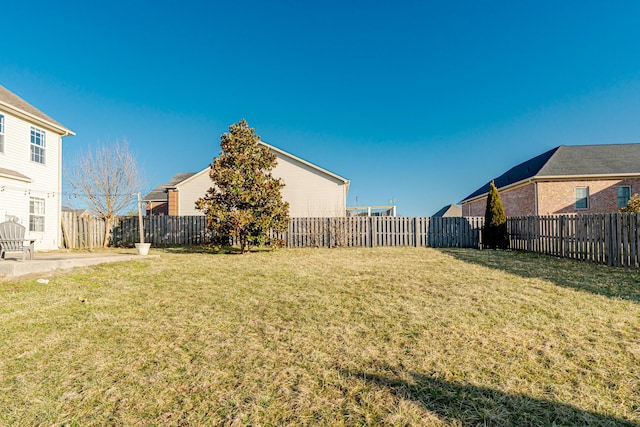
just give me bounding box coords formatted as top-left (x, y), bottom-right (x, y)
top-left (483, 181), bottom-right (509, 249)
top-left (195, 120), bottom-right (290, 253)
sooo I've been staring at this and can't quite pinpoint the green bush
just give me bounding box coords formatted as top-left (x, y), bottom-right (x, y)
top-left (483, 181), bottom-right (509, 249)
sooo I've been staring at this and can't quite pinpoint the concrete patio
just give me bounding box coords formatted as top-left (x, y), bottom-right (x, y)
top-left (0, 251), bottom-right (159, 279)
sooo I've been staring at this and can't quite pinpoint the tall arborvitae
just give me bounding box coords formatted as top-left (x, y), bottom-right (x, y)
top-left (483, 181), bottom-right (509, 249)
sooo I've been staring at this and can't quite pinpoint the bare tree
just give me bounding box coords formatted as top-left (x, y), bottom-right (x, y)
top-left (65, 139), bottom-right (144, 247)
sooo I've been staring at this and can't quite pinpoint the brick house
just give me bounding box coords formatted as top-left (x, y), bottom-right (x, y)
top-left (144, 141), bottom-right (350, 217)
top-left (461, 144), bottom-right (640, 217)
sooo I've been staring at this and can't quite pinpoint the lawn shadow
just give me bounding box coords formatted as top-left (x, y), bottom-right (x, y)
top-left (437, 248), bottom-right (640, 302)
top-left (161, 245), bottom-right (272, 255)
top-left (341, 367), bottom-right (637, 426)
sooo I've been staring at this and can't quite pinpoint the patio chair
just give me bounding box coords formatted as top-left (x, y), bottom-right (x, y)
top-left (0, 221), bottom-right (35, 261)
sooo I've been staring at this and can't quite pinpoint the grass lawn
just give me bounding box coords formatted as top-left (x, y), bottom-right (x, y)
top-left (1, 247), bottom-right (639, 426)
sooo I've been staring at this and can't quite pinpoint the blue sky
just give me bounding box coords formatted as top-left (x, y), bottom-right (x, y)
top-left (2, 1), bottom-right (640, 216)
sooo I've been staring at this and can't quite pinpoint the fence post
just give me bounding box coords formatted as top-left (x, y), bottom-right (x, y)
top-left (559, 215), bottom-right (565, 258)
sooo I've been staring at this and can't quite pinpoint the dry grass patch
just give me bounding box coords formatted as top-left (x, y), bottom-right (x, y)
top-left (0, 247), bottom-right (638, 425)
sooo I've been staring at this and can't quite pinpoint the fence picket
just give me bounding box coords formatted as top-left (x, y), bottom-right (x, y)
top-left (92, 214), bottom-right (640, 268)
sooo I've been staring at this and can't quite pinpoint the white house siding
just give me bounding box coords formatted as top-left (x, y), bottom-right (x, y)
top-left (272, 152), bottom-right (346, 217)
top-left (0, 111), bottom-right (64, 250)
top-left (177, 167), bottom-right (214, 216)
top-left (173, 151), bottom-right (347, 217)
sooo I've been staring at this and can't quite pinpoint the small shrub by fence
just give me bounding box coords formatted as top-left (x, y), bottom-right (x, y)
top-left (112, 215), bottom-right (484, 249)
top-left (61, 212), bottom-right (106, 249)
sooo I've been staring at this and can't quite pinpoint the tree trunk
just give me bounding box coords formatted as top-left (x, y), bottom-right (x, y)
top-left (103, 217), bottom-right (112, 248)
top-left (239, 232), bottom-right (248, 254)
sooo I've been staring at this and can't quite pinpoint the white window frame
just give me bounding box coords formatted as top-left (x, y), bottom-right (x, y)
top-left (0, 114), bottom-right (4, 153)
top-left (575, 187), bottom-right (589, 210)
top-left (29, 197), bottom-right (45, 232)
top-left (618, 185), bottom-right (631, 207)
top-left (30, 126), bottom-right (46, 164)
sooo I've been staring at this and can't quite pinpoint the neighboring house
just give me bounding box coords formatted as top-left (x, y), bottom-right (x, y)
top-left (461, 144), bottom-right (640, 217)
top-left (432, 204), bottom-right (462, 217)
top-left (144, 141), bottom-right (350, 217)
top-left (144, 173), bottom-right (197, 215)
top-left (61, 205), bottom-right (91, 218)
top-left (0, 85), bottom-right (74, 250)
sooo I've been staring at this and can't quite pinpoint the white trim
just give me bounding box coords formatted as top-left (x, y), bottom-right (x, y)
top-left (259, 141), bottom-right (350, 185)
top-left (536, 173), bottom-right (640, 180)
top-left (167, 166), bottom-right (210, 189)
top-left (30, 126), bottom-right (46, 164)
top-left (575, 186), bottom-right (589, 210)
top-left (0, 171), bottom-right (32, 183)
top-left (29, 196), bottom-right (46, 232)
top-left (170, 141), bottom-right (351, 190)
top-left (461, 178), bottom-right (534, 204)
top-left (0, 113), bottom-right (4, 153)
top-left (617, 185), bottom-right (632, 207)
top-left (461, 173), bottom-right (640, 204)
top-left (0, 101), bottom-right (75, 136)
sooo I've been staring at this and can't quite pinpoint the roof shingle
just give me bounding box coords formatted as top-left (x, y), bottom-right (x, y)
top-left (143, 172), bottom-right (198, 201)
top-left (461, 144), bottom-right (640, 202)
top-left (0, 85), bottom-right (72, 133)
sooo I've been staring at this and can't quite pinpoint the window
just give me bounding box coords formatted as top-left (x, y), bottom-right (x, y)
top-left (575, 187), bottom-right (589, 209)
top-left (29, 197), bottom-right (45, 232)
top-left (618, 186), bottom-right (631, 207)
top-left (30, 126), bottom-right (45, 164)
top-left (0, 114), bottom-right (4, 153)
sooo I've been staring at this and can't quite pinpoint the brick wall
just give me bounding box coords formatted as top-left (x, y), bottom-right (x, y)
top-left (145, 201), bottom-right (168, 215)
top-left (168, 190), bottom-right (179, 216)
top-left (537, 178), bottom-right (640, 214)
top-left (462, 183), bottom-right (535, 217)
top-left (462, 178), bottom-right (640, 217)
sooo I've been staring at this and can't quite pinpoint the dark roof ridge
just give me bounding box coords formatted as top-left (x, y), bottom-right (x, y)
top-left (142, 172), bottom-right (198, 200)
top-left (461, 146), bottom-right (560, 202)
top-left (461, 143), bottom-right (640, 203)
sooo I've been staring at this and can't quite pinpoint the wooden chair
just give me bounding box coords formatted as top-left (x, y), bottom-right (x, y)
top-left (0, 221), bottom-right (35, 261)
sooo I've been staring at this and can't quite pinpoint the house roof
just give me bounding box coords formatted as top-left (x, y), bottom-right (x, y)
top-left (145, 141), bottom-right (350, 201)
top-left (432, 204), bottom-right (462, 217)
top-left (461, 144), bottom-right (640, 202)
top-left (143, 172), bottom-right (197, 201)
top-left (0, 85), bottom-right (74, 136)
top-left (260, 141), bottom-right (350, 185)
top-left (61, 206), bottom-right (91, 216)
top-left (0, 167), bottom-right (32, 183)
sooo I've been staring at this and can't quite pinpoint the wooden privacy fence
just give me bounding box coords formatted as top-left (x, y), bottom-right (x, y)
top-left (279, 217), bottom-right (483, 248)
top-left (61, 212), bottom-right (106, 249)
top-left (111, 215), bottom-right (209, 247)
top-left (508, 213), bottom-right (640, 268)
top-left (63, 211), bottom-right (640, 268)
top-left (111, 215), bottom-right (484, 249)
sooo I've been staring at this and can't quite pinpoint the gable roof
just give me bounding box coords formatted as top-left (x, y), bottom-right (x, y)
top-left (260, 141), bottom-right (350, 185)
top-left (432, 204), bottom-right (462, 217)
top-left (143, 172), bottom-right (197, 201)
top-left (146, 141), bottom-right (350, 199)
top-left (0, 85), bottom-right (74, 136)
top-left (461, 144), bottom-right (640, 202)
top-left (0, 167), bottom-right (32, 183)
